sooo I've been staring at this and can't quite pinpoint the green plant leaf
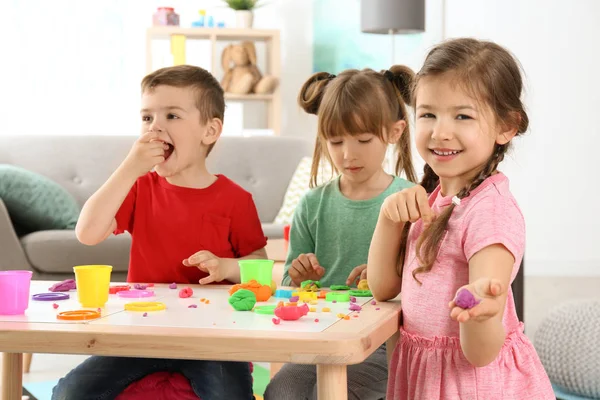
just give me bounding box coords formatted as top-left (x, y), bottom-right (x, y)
top-left (222, 0), bottom-right (261, 10)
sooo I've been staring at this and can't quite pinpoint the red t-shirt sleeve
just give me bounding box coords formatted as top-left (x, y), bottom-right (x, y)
top-left (113, 180), bottom-right (137, 235)
top-left (230, 193), bottom-right (267, 257)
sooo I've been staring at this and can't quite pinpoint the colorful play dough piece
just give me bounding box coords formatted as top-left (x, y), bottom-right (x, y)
top-left (228, 289), bottom-right (257, 311)
top-left (330, 285), bottom-right (350, 290)
top-left (357, 279), bottom-right (369, 290)
top-left (348, 289), bottom-right (372, 297)
top-left (349, 303), bottom-right (362, 311)
top-left (274, 303), bottom-right (309, 321)
top-left (109, 285), bottom-right (130, 294)
top-left (179, 287), bottom-right (193, 298)
top-left (454, 288), bottom-right (480, 309)
top-left (298, 292), bottom-right (317, 302)
top-left (169, 282), bottom-right (177, 289)
top-left (229, 280), bottom-right (272, 302)
top-left (301, 280), bottom-right (321, 292)
top-left (48, 279), bottom-right (76, 292)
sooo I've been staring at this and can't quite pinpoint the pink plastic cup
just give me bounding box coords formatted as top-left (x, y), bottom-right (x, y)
top-left (0, 270), bottom-right (33, 315)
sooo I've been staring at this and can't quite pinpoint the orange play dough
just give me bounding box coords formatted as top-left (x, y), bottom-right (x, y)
top-left (229, 279), bottom-right (272, 301)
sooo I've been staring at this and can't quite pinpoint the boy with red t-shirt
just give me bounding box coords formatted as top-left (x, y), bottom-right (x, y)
top-left (52, 65), bottom-right (265, 400)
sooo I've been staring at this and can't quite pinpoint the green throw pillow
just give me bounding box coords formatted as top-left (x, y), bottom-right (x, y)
top-left (0, 165), bottom-right (80, 234)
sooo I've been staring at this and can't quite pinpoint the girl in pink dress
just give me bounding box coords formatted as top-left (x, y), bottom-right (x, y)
top-left (368, 38), bottom-right (554, 399)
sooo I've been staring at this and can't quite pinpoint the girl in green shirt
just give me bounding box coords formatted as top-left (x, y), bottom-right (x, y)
top-left (265, 66), bottom-right (416, 400)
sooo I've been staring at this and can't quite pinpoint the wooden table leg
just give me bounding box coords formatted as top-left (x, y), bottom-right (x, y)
top-left (2, 353), bottom-right (23, 400)
top-left (317, 364), bottom-right (347, 400)
top-left (22, 354), bottom-right (32, 374)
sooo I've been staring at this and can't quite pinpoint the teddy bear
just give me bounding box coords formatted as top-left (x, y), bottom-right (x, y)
top-left (220, 41), bottom-right (278, 95)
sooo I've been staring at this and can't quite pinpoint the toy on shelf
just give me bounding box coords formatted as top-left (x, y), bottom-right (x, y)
top-left (153, 7), bottom-right (180, 26)
top-left (274, 303), bottom-right (309, 321)
top-left (228, 289), bottom-right (257, 311)
top-left (229, 279), bottom-right (271, 301)
top-left (221, 41), bottom-right (278, 95)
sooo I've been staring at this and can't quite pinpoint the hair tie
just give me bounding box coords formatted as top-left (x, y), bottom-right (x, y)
top-left (315, 73), bottom-right (336, 82)
top-left (451, 196), bottom-right (461, 206)
top-left (383, 70), bottom-right (395, 82)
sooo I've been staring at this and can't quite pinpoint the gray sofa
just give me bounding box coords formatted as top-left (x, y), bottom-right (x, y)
top-left (0, 135), bottom-right (312, 281)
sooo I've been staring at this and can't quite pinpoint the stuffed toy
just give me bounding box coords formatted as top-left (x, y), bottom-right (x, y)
top-left (221, 41), bottom-right (278, 94)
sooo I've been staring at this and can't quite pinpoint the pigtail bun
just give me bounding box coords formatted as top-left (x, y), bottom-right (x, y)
top-left (386, 65), bottom-right (415, 104)
top-left (298, 72), bottom-right (335, 115)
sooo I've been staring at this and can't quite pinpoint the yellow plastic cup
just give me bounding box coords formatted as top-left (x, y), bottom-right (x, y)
top-left (73, 265), bottom-right (113, 308)
top-left (238, 260), bottom-right (274, 285)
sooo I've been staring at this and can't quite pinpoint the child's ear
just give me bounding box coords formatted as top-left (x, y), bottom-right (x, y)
top-left (496, 112), bottom-right (520, 145)
top-left (203, 118), bottom-right (223, 146)
top-left (496, 127), bottom-right (517, 145)
top-left (388, 120), bottom-right (406, 144)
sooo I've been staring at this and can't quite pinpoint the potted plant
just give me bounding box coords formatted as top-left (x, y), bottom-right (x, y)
top-left (223, 0), bottom-right (263, 28)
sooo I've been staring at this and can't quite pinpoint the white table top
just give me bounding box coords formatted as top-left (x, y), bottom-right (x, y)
top-left (0, 281), bottom-right (372, 333)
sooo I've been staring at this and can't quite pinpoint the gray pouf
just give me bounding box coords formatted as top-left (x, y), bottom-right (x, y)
top-left (534, 299), bottom-right (600, 399)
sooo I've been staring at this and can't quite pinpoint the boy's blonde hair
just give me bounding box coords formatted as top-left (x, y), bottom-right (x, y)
top-left (141, 65), bottom-right (224, 155)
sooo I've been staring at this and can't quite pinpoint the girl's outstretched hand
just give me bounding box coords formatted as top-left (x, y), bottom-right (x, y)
top-left (381, 185), bottom-right (435, 226)
top-left (449, 278), bottom-right (506, 323)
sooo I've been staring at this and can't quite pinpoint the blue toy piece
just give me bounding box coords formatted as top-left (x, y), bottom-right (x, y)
top-left (275, 289), bottom-right (293, 299)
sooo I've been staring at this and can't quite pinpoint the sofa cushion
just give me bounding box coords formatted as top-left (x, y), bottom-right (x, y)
top-left (21, 230), bottom-right (131, 274)
top-left (0, 165), bottom-right (80, 234)
top-left (274, 157), bottom-right (334, 225)
top-left (262, 223), bottom-right (285, 240)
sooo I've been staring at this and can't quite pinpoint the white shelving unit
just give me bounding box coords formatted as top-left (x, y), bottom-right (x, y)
top-left (146, 27), bottom-right (281, 135)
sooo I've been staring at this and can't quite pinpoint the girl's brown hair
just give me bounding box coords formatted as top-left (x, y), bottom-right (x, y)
top-left (297, 66), bottom-right (417, 187)
top-left (398, 38), bottom-right (529, 283)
